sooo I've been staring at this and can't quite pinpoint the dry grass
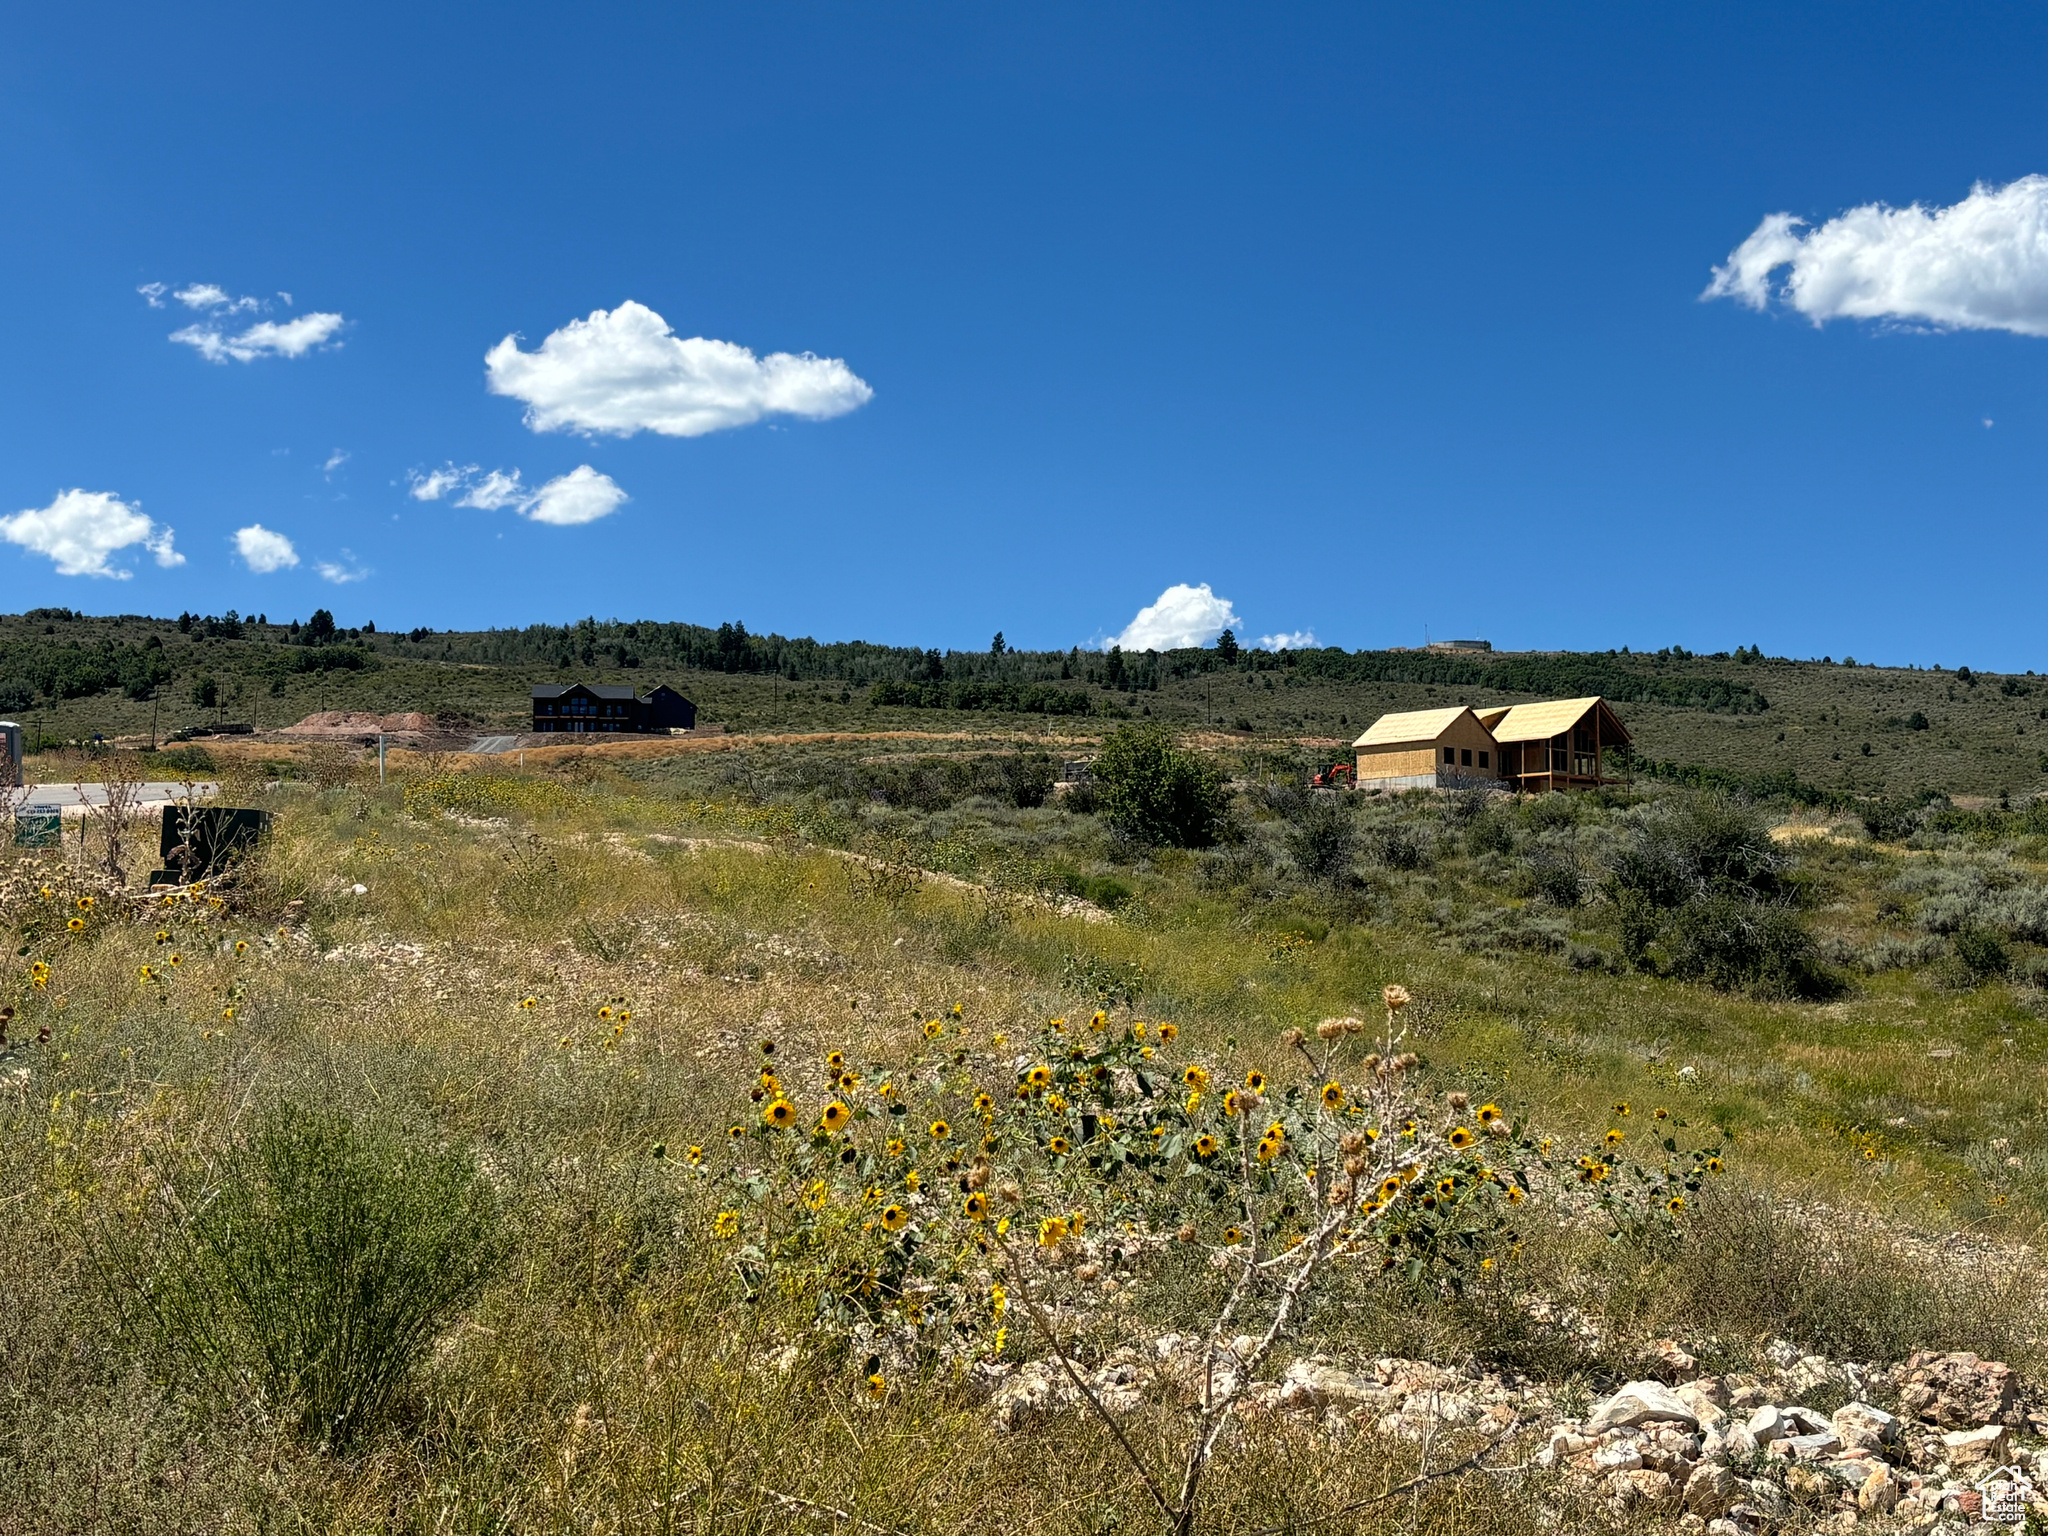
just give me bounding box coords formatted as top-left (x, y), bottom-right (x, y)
top-left (0, 764), bottom-right (2041, 1534)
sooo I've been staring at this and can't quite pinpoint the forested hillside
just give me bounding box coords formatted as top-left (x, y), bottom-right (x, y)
top-left (3, 607), bottom-right (2043, 798)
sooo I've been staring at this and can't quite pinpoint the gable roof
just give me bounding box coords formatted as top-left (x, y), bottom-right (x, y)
top-left (531, 683), bottom-right (638, 701)
top-left (1478, 696), bottom-right (1630, 744)
top-left (1352, 705), bottom-right (1481, 750)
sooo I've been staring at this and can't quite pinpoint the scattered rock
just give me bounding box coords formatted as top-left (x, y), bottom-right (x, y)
top-left (1857, 1464), bottom-right (1900, 1515)
top-left (1605, 1468), bottom-right (1678, 1513)
top-left (1899, 1351), bottom-right (2022, 1429)
top-left (1684, 1461), bottom-right (1739, 1518)
top-left (1278, 1358), bottom-right (1385, 1412)
top-left (1589, 1380), bottom-right (1700, 1432)
top-left (1724, 1373), bottom-right (1769, 1412)
top-left (1833, 1401), bottom-right (1900, 1454)
top-left (1941, 1423), bottom-right (2012, 1465)
top-left (1775, 1430), bottom-right (1843, 1461)
top-left (1650, 1338), bottom-right (1700, 1381)
top-left (1592, 1439), bottom-right (1644, 1472)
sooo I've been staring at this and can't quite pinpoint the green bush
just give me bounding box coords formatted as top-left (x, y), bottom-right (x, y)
top-left (1282, 792), bottom-right (1355, 884)
top-left (1090, 723), bottom-right (1226, 847)
top-left (1951, 925), bottom-right (2011, 979)
top-left (1661, 895), bottom-right (1835, 999)
top-left (122, 1104), bottom-right (500, 1448)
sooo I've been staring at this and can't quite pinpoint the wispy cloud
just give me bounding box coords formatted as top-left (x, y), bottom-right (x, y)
top-left (322, 449), bottom-right (349, 475)
top-left (407, 463), bottom-right (473, 501)
top-left (315, 550), bottom-right (370, 584)
top-left (171, 311), bottom-right (345, 363)
top-left (144, 280), bottom-right (345, 362)
top-left (234, 524), bottom-right (300, 573)
top-left (173, 282), bottom-right (260, 313)
top-left (485, 300), bottom-right (873, 437)
top-left (0, 489), bottom-right (183, 579)
top-left (1706, 176), bottom-right (2048, 336)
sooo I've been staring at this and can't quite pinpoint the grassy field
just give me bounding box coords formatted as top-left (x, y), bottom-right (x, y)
top-left (2, 724), bottom-right (2044, 1534)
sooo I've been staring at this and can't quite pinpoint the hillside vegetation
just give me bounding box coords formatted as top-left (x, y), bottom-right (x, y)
top-left (4, 608), bottom-right (2046, 799)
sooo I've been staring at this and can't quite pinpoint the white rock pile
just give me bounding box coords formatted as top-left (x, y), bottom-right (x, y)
top-left (980, 1337), bottom-right (2047, 1531)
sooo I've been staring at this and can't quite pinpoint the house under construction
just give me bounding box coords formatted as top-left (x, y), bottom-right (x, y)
top-left (1350, 695), bottom-right (1630, 793)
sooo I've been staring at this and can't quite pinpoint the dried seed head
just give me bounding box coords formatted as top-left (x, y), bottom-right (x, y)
top-left (1075, 1262), bottom-right (1101, 1282)
top-left (1340, 1131), bottom-right (1365, 1154)
top-left (1363, 1053), bottom-right (1382, 1072)
top-left (1448, 1091), bottom-right (1470, 1111)
top-left (1397, 1052), bottom-right (1419, 1070)
top-left (1344, 1155), bottom-right (1366, 1177)
top-left (998, 1181), bottom-right (1022, 1203)
top-left (1177, 1223), bottom-right (1198, 1243)
top-left (1280, 1027), bottom-right (1304, 1048)
top-left (1487, 1117), bottom-right (1511, 1138)
top-left (1382, 984), bottom-right (1411, 1012)
top-left (1329, 1182), bottom-right (1352, 1206)
top-left (967, 1165), bottom-right (990, 1190)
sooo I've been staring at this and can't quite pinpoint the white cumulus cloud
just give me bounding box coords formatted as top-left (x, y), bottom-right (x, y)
top-left (523, 466), bottom-right (628, 525)
top-left (408, 461), bottom-right (627, 525)
top-left (137, 282), bottom-right (167, 308)
top-left (234, 523), bottom-right (299, 573)
top-left (172, 310), bottom-right (345, 363)
top-left (1257, 630), bottom-right (1316, 651)
top-left (484, 300), bottom-right (873, 437)
top-left (0, 489), bottom-right (183, 579)
top-left (1705, 176), bottom-right (2048, 335)
top-left (1111, 583), bottom-right (1242, 652)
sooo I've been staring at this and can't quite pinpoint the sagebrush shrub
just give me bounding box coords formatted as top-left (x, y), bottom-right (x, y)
top-left (120, 1103), bottom-right (501, 1448)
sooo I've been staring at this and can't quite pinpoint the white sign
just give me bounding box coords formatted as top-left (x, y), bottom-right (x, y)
top-left (1977, 1464), bottom-right (2037, 1526)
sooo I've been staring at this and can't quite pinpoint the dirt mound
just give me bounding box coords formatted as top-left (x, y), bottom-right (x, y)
top-left (283, 711), bottom-right (437, 737)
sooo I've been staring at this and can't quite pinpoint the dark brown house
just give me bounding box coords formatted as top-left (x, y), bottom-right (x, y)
top-left (531, 683), bottom-right (697, 734)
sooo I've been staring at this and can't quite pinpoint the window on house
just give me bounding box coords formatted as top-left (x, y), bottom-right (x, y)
top-left (1478, 751), bottom-right (1489, 768)
top-left (1444, 747), bottom-right (1455, 764)
top-left (1461, 748), bottom-right (1472, 766)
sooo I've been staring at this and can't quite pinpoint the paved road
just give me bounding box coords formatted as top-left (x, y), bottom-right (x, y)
top-left (471, 735), bottom-right (519, 755)
top-left (9, 782), bottom-right (219, 809)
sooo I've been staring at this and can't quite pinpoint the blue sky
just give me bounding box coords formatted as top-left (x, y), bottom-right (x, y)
top-left (5, 4), bottom-right (2048, 668)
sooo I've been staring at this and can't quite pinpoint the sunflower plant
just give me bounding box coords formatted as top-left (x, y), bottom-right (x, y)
top-left (703, 986), bottom-right (1720, 1536)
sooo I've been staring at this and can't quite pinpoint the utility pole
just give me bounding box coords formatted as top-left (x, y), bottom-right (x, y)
top-left (150, 694), bottom-right (159, 751)
top-left (379, 733), bottom-right (386, 786)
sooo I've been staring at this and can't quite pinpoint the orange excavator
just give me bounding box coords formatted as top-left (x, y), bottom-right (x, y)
top-left (1309, 762), bottom-right (1353, 789)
